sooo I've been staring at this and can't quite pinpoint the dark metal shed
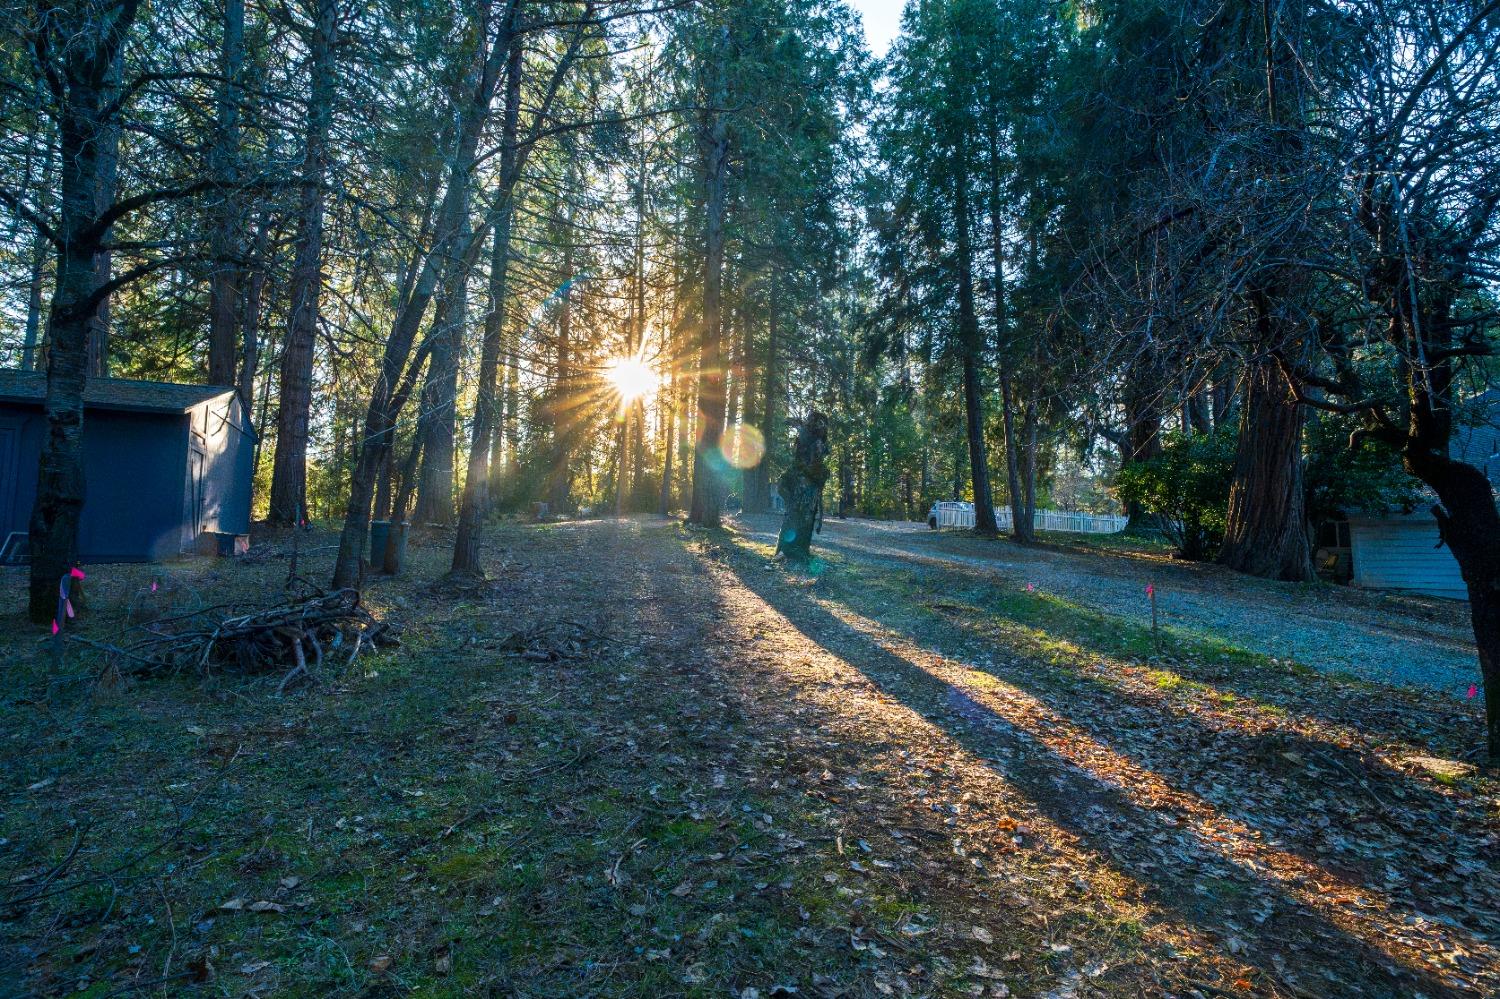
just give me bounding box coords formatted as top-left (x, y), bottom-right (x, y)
top-left (0, 370), bottom-right (256, 562)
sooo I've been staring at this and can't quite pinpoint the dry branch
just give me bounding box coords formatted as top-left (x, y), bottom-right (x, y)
top-left (77, 587), bottom-right (398, 684)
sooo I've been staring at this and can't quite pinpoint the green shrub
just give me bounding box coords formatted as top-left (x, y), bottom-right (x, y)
top-left (1116, 429), bottom-right (1237, 560)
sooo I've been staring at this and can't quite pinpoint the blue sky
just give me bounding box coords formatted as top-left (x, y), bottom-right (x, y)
top-left (846, 0), bottom-right (903, 56)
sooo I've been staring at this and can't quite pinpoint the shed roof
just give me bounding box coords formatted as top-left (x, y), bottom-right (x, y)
top-left (0, 370), bottom-right (236, 414)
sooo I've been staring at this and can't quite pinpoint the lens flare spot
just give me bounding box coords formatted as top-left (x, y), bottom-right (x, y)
top-left (719, 423), bottom-right (766, 470)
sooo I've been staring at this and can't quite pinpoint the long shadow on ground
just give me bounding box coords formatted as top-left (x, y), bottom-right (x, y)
top-left (707, 539), bottom-right (1484, 999)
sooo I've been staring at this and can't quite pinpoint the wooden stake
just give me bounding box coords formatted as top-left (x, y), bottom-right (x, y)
top-left (1148, 579), bottom-right (1159, 650)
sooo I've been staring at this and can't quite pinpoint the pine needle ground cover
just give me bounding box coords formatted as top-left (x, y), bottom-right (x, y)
top-left (2, 518), bottom-right (1495, 997)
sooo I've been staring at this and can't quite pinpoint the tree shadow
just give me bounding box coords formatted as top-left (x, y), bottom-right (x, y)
top-left (706, 543), bottom-right (1489, 999)
top-left (797, 529), bottom-right (1481, 756)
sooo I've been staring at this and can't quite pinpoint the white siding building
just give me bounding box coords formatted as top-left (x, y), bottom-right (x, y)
top-left (1349, 513), bottom-right (1468, 600)
top-left (1345, 391), bottom-right (1499, 602)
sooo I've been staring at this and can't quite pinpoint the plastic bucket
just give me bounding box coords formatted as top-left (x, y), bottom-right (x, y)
top-left (368, 520), bottom-right (391, 565)
top-left (382, 522), bottom-right (409, 575)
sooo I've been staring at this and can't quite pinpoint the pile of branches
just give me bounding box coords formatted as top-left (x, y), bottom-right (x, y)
top-left (498, 620), bottom-right (602, 663)
top-left (86, 585), bottom-right (399, 692)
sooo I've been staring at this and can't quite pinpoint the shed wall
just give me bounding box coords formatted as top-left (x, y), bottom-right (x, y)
top-left (193, 394), bottom-right (253, 535)
top-left (0, 402), bottom-right (189, 561)
top-left (1349, 516), bottom-right (1468, 601)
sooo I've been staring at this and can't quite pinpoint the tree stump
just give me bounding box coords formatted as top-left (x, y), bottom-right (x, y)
top-left (775, 411), bottom-right (830, 561)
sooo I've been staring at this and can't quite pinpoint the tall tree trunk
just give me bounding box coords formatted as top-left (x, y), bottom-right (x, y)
top-left (953, 132), bottom-right (998, 536)
top-left (838, 445), bottom-right (855, 518)
top-left (984, 106), bottom-right (1029, 542)
top-left (268, 0), bottom-right (337, 525)
top-left (452, 23), bottom-right (524, 574)
top-left (413, 210), bottom-right (471, 526)
top-left (688, 30), bottom-right (730, 528)
top-left (1407, 451), bottom-right (1500, 762)
top-left (237, 209), bottom-right (270, 410)
top-left (658, 368), bottom-right (676, 515)
top-left (332, 0), bottom-right (518, 588)
top-left (23, 220), bottom-right (48, 372)
top-left (775, 412), bottom-right (829, 560)
top-left (27, 0), bottom-right (141, 622)
top-left (21, 136), bottom-right (54, 372)
top-left (628, 137), bottom-right (649, 502)
top-left (743, 280), bottom-right (777, 514)
top-left (1219, 351), bottom-right (1314, 581)
top-left (84, 50), bottom-right (122, 379)
top-left (545, 154), bottom-right (578, 512)
top-left (1021, 396), bottom-right (1039, 532)
top-left (207, 0), bottom-right (245, 386)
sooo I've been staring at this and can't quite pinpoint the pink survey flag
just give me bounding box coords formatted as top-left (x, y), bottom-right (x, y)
top-left (50, 619), bottom-right (59, 636)
top-left (69, 567), bottom-right (86, 580)
top-left (1468, 684), bottom-right (1479, 699)
top-left (1146, 582), bottom-right (1155, 598)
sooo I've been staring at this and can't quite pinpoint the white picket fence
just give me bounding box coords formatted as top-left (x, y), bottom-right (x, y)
top-left (931, 502), bottom-right (1127, 535)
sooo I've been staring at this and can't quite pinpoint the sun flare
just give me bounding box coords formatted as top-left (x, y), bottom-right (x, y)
top-left (604, 354), bottom-right (659, 404)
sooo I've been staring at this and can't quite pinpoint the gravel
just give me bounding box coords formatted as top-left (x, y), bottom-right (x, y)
top-left (737, 515), bottom-right (1480, 697)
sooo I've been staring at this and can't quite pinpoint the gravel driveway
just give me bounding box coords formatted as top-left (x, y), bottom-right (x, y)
top-left (736, 514), bottom-right (1480, 696)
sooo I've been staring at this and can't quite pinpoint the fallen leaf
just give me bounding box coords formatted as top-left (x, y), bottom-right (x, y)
top-left (369, 955), bottom-right (393, 974)
top-left (971, 925), bottom-right (994, 944)
top-left (248, 900), bottom-right (285, 914)
top-left (218, 897), bottom-right (248, 912)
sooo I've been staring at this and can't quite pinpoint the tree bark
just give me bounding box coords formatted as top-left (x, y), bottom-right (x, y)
top-left (952, 132), bottom-right (998, 536)
top-left (207, 0), bottom-right (245, 386)
top-left (742, 282), bottom-right (778, 514)
top-left (1219, 355), bottom-right (1314, 581)
top-left (452, 21), bottom-right (524, 575)
top-left (332, 0), bottom-right (518, 588)
top-left (775, 412), bottom-right (830, 560)
top-left (688, 28), bottom-right (730, 529)
top-left (237, 209), bottom-right (271, 409)
top-left (27, 0), bottom-right (141, 622)
top-left (84, 50), bottom-right (122, 379)
top-left (413, 210), bottom-right (471, 526)
top-left (268, 0), bottom-right (337, 524)
top-left (21, 136), bottom-right (54, 372)
top-left (1416, 455), bottom-right (1500, 762)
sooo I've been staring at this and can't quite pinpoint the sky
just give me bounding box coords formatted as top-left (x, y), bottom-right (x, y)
top-left (846, 0), bottom-right (903, 56)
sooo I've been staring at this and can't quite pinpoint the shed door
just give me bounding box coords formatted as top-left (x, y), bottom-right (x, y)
top-left (188, 444), bottom-right (207, 540)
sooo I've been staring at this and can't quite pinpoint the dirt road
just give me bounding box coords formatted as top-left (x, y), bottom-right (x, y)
top-left (736, 514), bottom-right (1479, 695)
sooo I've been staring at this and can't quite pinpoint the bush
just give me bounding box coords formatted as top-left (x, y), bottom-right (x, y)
top-left (1116, 429), bottom-right (1237, 561)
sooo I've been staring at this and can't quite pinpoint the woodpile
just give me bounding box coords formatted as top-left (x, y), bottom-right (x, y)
top-left (82, 585), bottom-right (398, 692)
